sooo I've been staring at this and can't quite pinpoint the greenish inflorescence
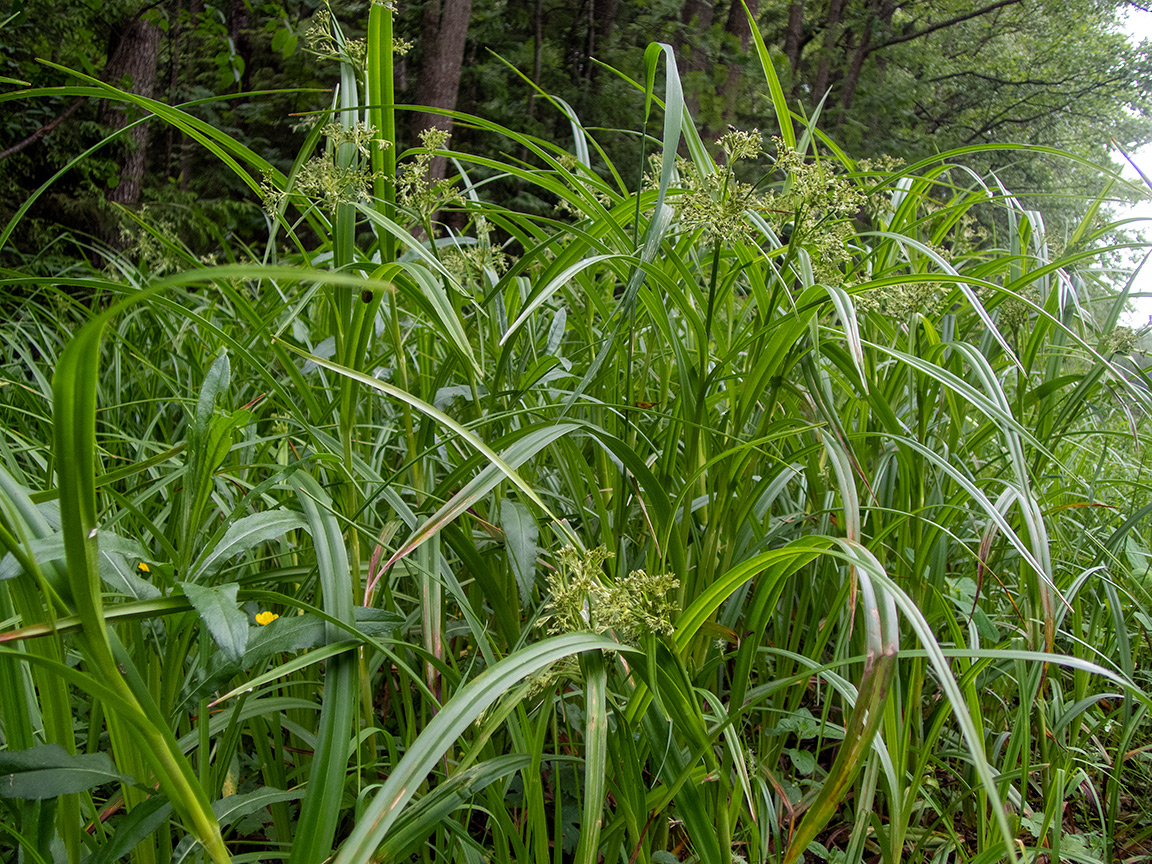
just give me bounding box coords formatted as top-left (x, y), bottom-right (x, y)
top-left (261, 121), bottom-right (390, 216)
top-left (397, 128), bottom-right (464, 216)
top-left (540, 546), bottom-right (678, 643)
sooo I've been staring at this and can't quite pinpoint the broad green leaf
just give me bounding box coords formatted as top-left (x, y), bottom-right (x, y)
top-left (189, 509), bottom-right (308, 582)
top-left (500, 499), bottom-right (538, 608)
top-left (181, 582), bottom-right (248, 663)
top-left (194, 352), bottom-right (230, 436)
top-left (0, 745), bottom-right (130, 799)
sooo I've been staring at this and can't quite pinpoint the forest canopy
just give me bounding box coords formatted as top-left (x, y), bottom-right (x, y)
top-left (1, 0), bottom-right (1150, 260)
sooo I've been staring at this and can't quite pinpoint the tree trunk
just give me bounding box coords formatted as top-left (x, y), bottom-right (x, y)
top-left (101, 11), bottom-right (162, 207)
top-left (812, 0), bottom-right (846, 107)
top-left (596, 0), bottom-right (621, 55)
top-left (411, 0), bottom-right (473, 180)
top-left (720, 0), bottom-right (758, 124)
top-left (838, 0), bottom-right (893, 119)
top-left (783, 1), bottom-right (805, 75)
top-left (229, 0), bottom-right (252, 93)
top-left (165, 0), bottom-right (181, 179)
top-left (837, 7), bottom-right (874, 121)
top-left (680, 0), bottom-right (714, 116)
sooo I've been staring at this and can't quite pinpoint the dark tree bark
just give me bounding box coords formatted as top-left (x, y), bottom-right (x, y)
top-left (680, 0), bottom-right (715, 116)
top-left (412, 0), bottom-right (474, 180)
top-left (229, 0), bottom-right (252, 93)
top-left (724, 0), bottom-right (757, 53)
top-left (596, 0), bottom-right (621, 55)
top-left (165, 0), bottom-right (183, 179)
top-left (720, 0), bottom-right (758, 123)
top-left (100, 11), bottom-right (162, 207)
top-left (838, 15), bottom-right (874, 121)
top-left (838, 0), bottom-right (895, 120)
top-left (783, 1), bottom-right (805, 75)
top-left (812, 0), bottom-right (847, 106)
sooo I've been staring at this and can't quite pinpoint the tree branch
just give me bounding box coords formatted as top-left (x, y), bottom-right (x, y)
top-left (0, 98), bottom-right (84, 163)
top-left (867, 0), bottom-right (1022, 54)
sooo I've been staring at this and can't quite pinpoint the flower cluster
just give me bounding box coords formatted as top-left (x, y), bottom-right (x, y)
top-left (540, 546), bottom-right (679, 643)
top-left (995, 286), bottom-right (1041, 332)
top-left (855, 281), bottom-right (948, 319)
top-left (1107, 325), bottom-right (1140, 355)
top-left (321, 122), bottom-right (389, 159)
top-left (262, 121), bottom-right (388, 216)
top-left (441, 226), bottom-right (510, 284)
top-left (600, 566), bottom-right (680, 641)
top-left (669, 131), bottom-right (869, 286)
top-left (118, 213), bottom-right (183, 276)
top-left (672, 128), bottom-right (764, 246)
top-left (766, 138), bottom-right (866, 286)
top-left (674, 161), bottom-right (762, 246)
top-left (304, 7), bottom-right (410, 66)
top-left (718, 126), bottom-right (762, 164)
top-left (397, 128), bottom-right (464, 216)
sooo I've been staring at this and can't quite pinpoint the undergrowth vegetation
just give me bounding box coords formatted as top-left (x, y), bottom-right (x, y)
top-left (3, 6), bottom-right (1152, 864)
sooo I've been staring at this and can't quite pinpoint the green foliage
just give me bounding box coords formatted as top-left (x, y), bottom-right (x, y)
top-left (2, 5), bottom-right (1152, 864)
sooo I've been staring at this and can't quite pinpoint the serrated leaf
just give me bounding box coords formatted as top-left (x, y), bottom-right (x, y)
top-left (0, 744), bottom-right (130, 799)
top-left (190, 509), bottom-right (307, 581)
top-left (500, 499), bottom-right (538, 608)
top-left (770, 708), bottom-right (821, 740)
top-left (182, 581), bottom-right (248, 663)
top-left (354, 606), bottom-right (405, 636)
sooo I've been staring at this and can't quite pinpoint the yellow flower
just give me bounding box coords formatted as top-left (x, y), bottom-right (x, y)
top-left (137, 562), bottom-right (150, 573)
top-left (255, 611), bottom-right (279, 626)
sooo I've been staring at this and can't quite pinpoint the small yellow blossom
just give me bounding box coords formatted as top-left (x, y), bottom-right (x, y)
top-left (137, 562), bottom-right (150, 573)
top-left (255, 611), bottom-right (279, 626)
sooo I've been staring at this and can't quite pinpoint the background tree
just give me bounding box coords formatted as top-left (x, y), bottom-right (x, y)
top-left (411, 0), bottom-right (473, 179)
top-left (100, 5), bottom-right (162, 212)
top-left (1, 0), bottom-right (1149, 256)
